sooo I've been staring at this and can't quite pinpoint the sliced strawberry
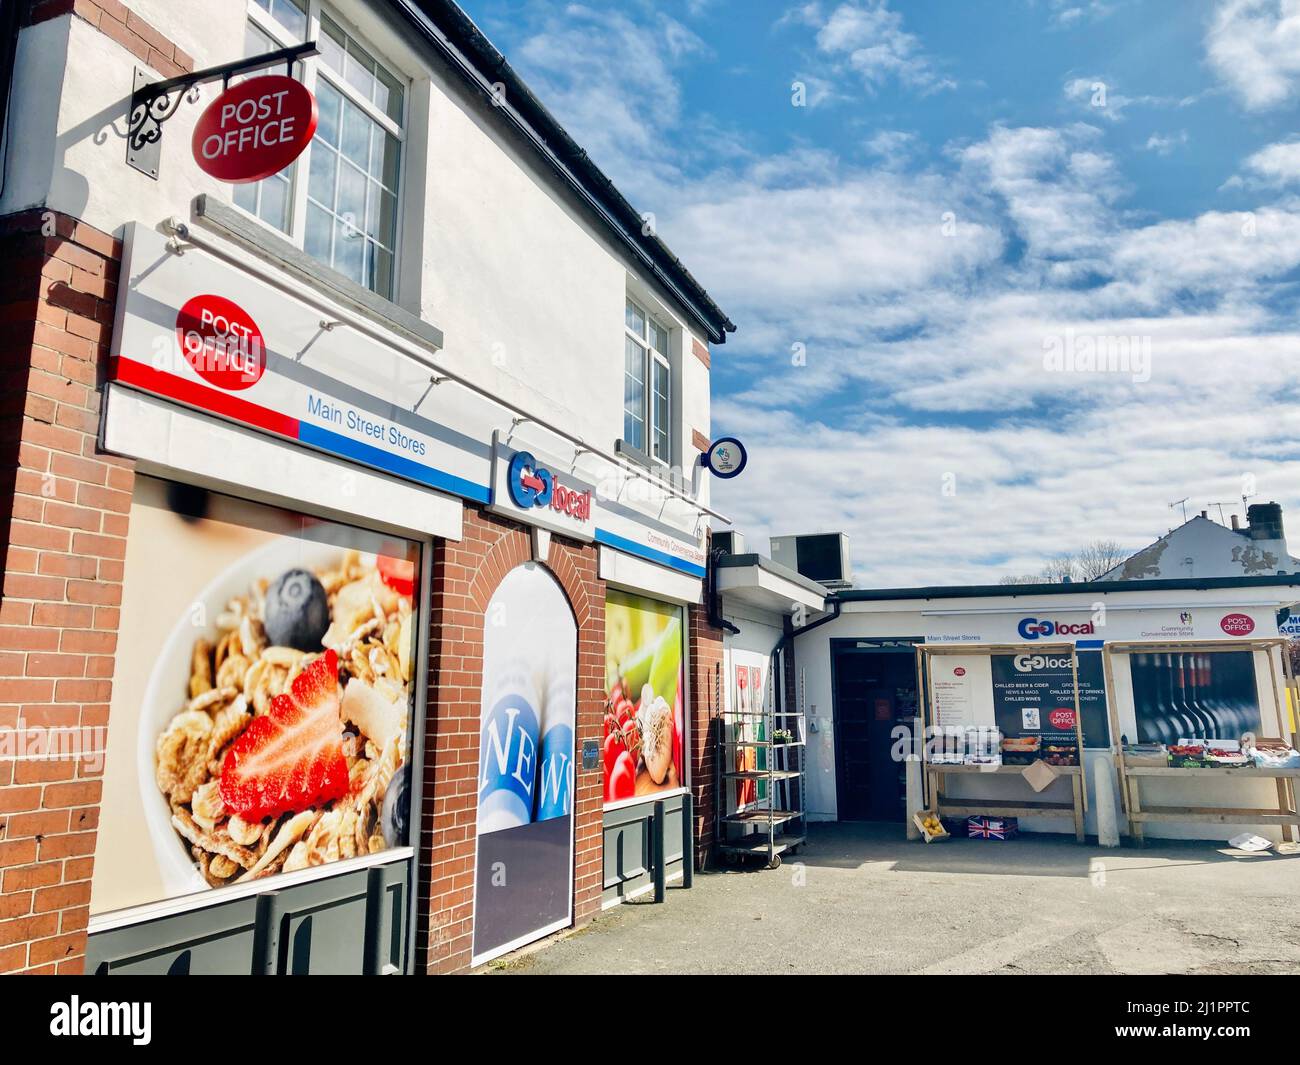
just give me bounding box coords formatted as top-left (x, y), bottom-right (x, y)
top-left (219, 649), bottom-right (348, 820)
top-left (377, 554), bottom-right (415, 596)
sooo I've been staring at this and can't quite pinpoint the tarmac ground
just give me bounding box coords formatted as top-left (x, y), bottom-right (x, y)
top-left (489, 822), bottom-right (1300, 975)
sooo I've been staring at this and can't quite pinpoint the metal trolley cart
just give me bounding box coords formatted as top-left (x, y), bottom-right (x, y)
top-left (715, 661), bottom-right (807, 869)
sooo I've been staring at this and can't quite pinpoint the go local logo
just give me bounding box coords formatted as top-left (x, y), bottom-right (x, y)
top-left (506, 450), bottom-right (592, 522)
top-left (1017, 616), bottom-right (1095, 640)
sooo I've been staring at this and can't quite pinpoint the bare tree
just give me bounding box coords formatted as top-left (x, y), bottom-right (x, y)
top-left (1075, 539), bottom-right (1128, 581)
top-left (1039, 554), bottom-right (1079, 584)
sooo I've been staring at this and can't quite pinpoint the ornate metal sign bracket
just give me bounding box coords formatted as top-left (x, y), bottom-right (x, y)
top-left (126, 41), bottom-right (319, 180)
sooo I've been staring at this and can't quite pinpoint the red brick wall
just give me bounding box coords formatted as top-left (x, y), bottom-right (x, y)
top-left (0, 209), bottom-right (131, 973)
top-left (687, 602), bottom-right (723, 866)
top-left (416, 508), bottom-right (605, 974)
top-left (27, 0), bottom-right (195, 79)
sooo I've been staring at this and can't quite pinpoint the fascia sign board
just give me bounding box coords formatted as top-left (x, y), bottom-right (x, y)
top-left (105, 223), bottom-right (706, 578)
top-left (923, 605), bottom-right (1280, 645)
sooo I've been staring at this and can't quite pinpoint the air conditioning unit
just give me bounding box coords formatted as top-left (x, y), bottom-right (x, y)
top-left (711, 530), bottom-right (746, 556)
top-left (770, 532), bottom-right (852, 588)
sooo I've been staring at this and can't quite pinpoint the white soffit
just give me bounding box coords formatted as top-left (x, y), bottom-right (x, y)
top-left (599, 546), bottom-right (703, 605)
top-left (716, 564), bottom-right (826, 616)
top-left (102, 385), bottom-right (463, 541)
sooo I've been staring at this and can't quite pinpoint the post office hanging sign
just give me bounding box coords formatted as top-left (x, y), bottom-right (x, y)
top-left (191, 74), bottom-right (317, 183)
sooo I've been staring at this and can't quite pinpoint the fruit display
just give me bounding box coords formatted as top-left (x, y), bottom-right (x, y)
top-left (1041, 742), bottom-right (1079, 767)
top-left (914, 810), bottom-right (949, 842)
top-left (1168, 743), bottom-right (1206, 768)
top-left (604, 593), bottom-right (684, 803)
top-left (1000, 735), bottom-right (1041, 766)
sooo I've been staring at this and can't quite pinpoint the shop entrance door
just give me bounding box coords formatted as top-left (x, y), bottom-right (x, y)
top-left (831, 641), bottom-right (921, 822)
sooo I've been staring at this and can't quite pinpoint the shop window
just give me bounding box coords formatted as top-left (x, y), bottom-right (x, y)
top-left (89, 476), bottom-right (422, 920)
top-left (235, 0), bottom-right (405, 299)
top-left (623, 296), bottom-right (673, 464)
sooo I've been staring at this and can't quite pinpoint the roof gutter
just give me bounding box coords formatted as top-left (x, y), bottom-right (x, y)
top-left (391, 0), bottom-right (735, 345)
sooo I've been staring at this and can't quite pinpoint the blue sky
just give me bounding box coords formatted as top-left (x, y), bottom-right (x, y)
top-left (458, 0), bottom-right (1300, 586)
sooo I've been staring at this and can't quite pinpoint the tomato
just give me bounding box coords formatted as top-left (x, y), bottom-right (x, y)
top-left (616, 698), bottom-right (635, 726)
top-left (622, 718), bottom-right (640, 756)
top-left (377, 554), bottom-right (415, 596)
top-left (603, 731), bottom-right (625, 776)
top-left (603, 713), bottom-right (618, 739)
top-left (610, 750), bottom-right (636, 801)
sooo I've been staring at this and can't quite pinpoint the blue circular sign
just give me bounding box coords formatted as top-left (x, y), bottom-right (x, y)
top-left (704, 436), bottom-right (747, 479)
top-left (507, 450), bottom-right (553, 508)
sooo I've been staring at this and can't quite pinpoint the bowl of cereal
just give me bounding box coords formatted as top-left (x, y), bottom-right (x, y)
top-left (138, 537), bottom-right (415, 897)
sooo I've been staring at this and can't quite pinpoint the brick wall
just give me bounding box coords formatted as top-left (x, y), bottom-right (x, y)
top-left (27, 0), bottom-right (195, 79)
top-left (0, 209), bottom-right (131, 973)
top-left (687, 602), bottom-right (723, 866)
top-left (416, 507), bottom-right (605, 974)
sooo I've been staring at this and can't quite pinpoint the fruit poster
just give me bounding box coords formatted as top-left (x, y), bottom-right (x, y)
top-left (990, 651), bottom-right (1109, 748)
top-left (90, 476), bottom-right (419, 916)
top-left (603, 591), bottom-right (686, 805)
top-left (473, 563), bottom-right (576, 964)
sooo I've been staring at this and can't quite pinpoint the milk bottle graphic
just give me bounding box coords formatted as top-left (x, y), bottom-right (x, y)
top-left (534, 672), bottom-right (574, 822)
top-left (478, 663), bottom-right (541, 833)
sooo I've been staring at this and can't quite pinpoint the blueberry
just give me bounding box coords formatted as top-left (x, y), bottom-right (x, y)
top-left (263, 568), bottom-right (330, 651)
top-left (382, 764), bottom-right (411, 848)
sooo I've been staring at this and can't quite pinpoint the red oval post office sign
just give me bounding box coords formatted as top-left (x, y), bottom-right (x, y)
top-left (176, 294), bottom-right (266, 390)
top-left (1220, 613), bottom-right (1256, 636)
top-left (191, 74), bottom-right (317, 183)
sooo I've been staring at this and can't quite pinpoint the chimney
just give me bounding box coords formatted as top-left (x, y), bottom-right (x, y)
top-left (1247, 501), bottom-right (1284, 541)
top-left (1231, 513), bottom-right (1240, 531)
top-left (1200, 510), bottom-right (1207, 519)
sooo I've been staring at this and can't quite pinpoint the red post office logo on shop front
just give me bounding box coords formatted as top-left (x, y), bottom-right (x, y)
top-left (1220, 613), bottom-right (1255, 636)
top-left (191, 75), bottom-right (317, 183)
top-left (953, 667), bottom-right (966, 677)
top-left (176, 294), bottom-right (266, 390)
top-left (1048, 707), bottom-right (1076, 730)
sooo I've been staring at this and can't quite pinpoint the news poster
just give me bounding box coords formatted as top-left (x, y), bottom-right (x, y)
top-left (603, 591), bottom-right (686, 805)
top-left (474, 563), bottom-right (576, 963)
top-left (90, 476), bottom-right (419, 916)
top-left (990, 650), bottom-right (1110, 748)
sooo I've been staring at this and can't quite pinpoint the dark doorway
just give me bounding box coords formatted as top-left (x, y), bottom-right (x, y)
top-left (831, 640), bottom-right (921, 822)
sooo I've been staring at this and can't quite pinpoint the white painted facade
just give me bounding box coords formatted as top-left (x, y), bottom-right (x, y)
top-left (1102, 514), bottom-right (1300, 581)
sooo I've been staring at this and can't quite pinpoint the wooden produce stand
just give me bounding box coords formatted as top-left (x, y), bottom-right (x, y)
top-left (917, 642), bottom-right (1089, 843)
top-left (1104, 638), bottom-right (1300, 845)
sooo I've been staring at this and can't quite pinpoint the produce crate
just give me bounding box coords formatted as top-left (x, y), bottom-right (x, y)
top-left (913, 810), bottom-right (950, 843)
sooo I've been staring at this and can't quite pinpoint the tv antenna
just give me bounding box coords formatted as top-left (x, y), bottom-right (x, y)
top-left (1207, 502), bottom-right (1231, 524)
top-left (1168, 497), bottom-right (1188, 523)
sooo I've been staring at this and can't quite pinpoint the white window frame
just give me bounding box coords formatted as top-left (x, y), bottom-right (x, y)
top-left (624, 296), bottom-right (673, 466)
top-left (239, 0), bottom-right (408, 300)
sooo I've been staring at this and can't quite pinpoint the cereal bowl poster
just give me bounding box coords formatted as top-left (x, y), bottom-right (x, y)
top-left (603, 591), bottom-right (686, 805)
top-left (89, 476), bottom-right (420, 916)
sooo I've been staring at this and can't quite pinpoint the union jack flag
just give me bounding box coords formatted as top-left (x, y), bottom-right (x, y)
top-left (967, 816), bottom-right (1018, 840)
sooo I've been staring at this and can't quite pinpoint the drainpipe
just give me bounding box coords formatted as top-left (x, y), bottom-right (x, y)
top-left (774, 595), bottom-right (842, 712)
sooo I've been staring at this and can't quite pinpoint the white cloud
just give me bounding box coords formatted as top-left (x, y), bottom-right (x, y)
top-left (814, 1), bottom-right (957, 94)
top-left (1241, 139), bottom-right (1300, 184)
top-left (502, 6), bottom-right (1300, 587)
top-left (1206, 0), bottom-right (1300, 110)
top-left (1144, 130), bottom-right (1189, 154)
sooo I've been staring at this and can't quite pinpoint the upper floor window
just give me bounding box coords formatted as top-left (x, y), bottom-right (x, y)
top-left (624, 297), bottom-right (671, 464)
top-left (235, 0), bottom-right (405, 299)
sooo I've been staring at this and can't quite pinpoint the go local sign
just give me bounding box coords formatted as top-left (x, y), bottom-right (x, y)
top-left (191, 74), bottom-right (317, 183)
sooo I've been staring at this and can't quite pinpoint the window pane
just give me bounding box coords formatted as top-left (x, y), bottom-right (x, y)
top-left (344, 42), bottom-right (378, 102)
top-left (625, 300), bottom-right (646, 337)
top-left (235, 20), bottom-right (293, 234)
top-left (650, 320), bottom-right (669, 356)
top-left (340, 96), bottom-right (371, 166)
top-left (374, 246), bottom-right (394, 300)
top-left (624, 335), bottom-right (646, 451)
top-left (304, 202), bottom-right (332, 261)
top-left (320, 14), bottom-right (347, 77)
top-left (316, 79), bottom-right (342, 148)
top-left (259, 172), bottom-right (291, 231)
top-left (271, 0), bottom-right (307, 40)
top-left (334, 216), bottom-right (365, 283)
top-left (376, 64), bottom-right (404, 123)
top-left (337, 157), bottom-right (367, 230)
top-left (308, 141), bottom-right (337, 206)
top-left (233, 182), bottom-right (258, 215)
top-left (652, 360), bottom-right (670, 461)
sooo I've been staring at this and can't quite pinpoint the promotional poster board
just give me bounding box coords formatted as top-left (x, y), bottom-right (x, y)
top-left (90, 477), bottom-right (420, 916)
top-left (473, 564), bottom-right (576, 964)
top-left (991, 650), bottom-right (1110, 748)
top-left (1128, 650), bottom-right (1262, 743)
top-left (603, 591), bottom-right (685, 805)
top-left (728, 655), bottom-right (769, 810)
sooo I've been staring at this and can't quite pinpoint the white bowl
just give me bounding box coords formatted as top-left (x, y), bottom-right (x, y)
top-left (137, 537), bottom-right (357, 898)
